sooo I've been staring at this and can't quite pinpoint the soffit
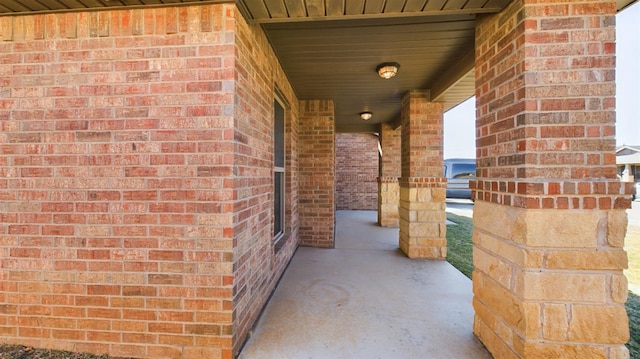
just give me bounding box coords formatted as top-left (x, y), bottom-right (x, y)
top-left (1, 0), bottom-right (635, 16)
top-left (240, 0), bottom-right (637, 22)
top-left (239, 0), bottom-right (507, 23)
top-left (262, 14), bottom-right (478, 132)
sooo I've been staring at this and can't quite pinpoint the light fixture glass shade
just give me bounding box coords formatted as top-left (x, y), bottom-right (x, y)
top-left (360, 111), bottom-right (373, 120)
top-left (376, 62), bottom-right (400, 79)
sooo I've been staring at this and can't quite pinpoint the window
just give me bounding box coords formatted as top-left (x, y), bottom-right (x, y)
top-left (451, 164), bottom-right (476, 179)
top-left (274, 99), bottom-right (285, 241)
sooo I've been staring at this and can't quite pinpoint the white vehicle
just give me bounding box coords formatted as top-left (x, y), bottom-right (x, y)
top-left (444, 158), bottom-right (476, 199)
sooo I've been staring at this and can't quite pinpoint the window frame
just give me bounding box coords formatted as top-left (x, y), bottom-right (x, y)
top-left (273, 96), bottom-right (286, 243)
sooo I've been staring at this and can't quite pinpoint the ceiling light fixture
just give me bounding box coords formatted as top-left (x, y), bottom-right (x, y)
top-left (360, 111), bottom-right (373, 121)
top-left (376, 62), bottom-right (400, 79)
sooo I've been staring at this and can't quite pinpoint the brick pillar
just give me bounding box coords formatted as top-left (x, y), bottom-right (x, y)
top-left (473, 1), bottom-right (632, 357)
top-left (378, 123), bottom-right (401, 227)
top-left (298, 100), bottom-right (335, 248)
top-left (398, 91), bottom-right (446, 259)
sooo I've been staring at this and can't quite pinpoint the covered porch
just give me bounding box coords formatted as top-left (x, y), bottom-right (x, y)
top-left (239, 210), bottom-right (491, 358)
top-left (0, 0), bottom-right (636, 358)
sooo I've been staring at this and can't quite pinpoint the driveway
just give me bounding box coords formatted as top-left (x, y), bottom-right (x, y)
top-left (626, 201), bottom-right (640, 294)
top-left (628, 200), bottom-right (640, 227)
top-left (445, 199), bottom-right (474, 218)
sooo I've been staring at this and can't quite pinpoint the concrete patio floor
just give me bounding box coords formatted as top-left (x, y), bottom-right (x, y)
top-left (238, 210), bottom-right (492, 359)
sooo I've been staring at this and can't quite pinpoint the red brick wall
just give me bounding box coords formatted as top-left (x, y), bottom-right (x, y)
top-left (232, 9), bottom-right (299, 355)
top-left (336, 133), bottom-right (378, 210)
top-left (0, 5), bottom-right (299, 359)
top-left (299, 100), bottom-right (335, 248)
top-left (474, 0), bottom-right (632, 209)
top-left (379, 123), bottom-right (401, 178)
top-left (400, 91), bottom-right (445, 179)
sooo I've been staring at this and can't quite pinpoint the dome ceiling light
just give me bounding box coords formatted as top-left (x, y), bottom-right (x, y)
top-left (360, 111), bottom-right (373, 120)
top-left (376, 62), bottom-right (400, 79)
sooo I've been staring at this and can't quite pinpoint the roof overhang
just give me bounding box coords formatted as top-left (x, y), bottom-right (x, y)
top-left (1, 0), bottom-right (637, 132)
top-left (4, 0), bottom-right (632, 19)
top-left (617, 153), bottom-right (640, 165)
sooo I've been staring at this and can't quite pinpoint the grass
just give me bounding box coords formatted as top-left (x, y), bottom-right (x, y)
top-left (628, 292), bottom-right (640, 358)
top-left (0, 345), bottom-right (112, 359)
top-left (445, 212), bottom-right (640, 358)
top-left (445, 212), bottom-right (475, 279)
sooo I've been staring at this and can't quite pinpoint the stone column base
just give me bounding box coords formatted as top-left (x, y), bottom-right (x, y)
top-left (472, 200), bottom-right (630, 359)
top-left (378, 177), bottom-right (399, 227)
top-left (398, 179), bottom-right (447, 259)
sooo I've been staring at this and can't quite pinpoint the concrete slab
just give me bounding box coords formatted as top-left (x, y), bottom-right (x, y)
top-left (626, 201), bottom-right (640, 294)
top-left (446, 199), bottom-right (474, 218)
top-left (239, 210), bottom-right (492, 359)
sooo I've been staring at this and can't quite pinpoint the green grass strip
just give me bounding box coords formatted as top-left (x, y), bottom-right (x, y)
top-left (627, 291), bottom-right (640, 358)
top-left (446, 212), bottom-right (474, 279)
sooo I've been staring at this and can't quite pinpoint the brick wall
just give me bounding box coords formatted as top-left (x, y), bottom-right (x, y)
top-left (0, 5), bottom-right (299, 359)
top-left (335, 133), bottom-right (378, 210)
top-left (473, 0), bottom-right (631, 357)
top-left (379, 123), bottom-right (401, 178)
top-left (299, 100), bottom-right (335, 248)
top-left (474, 0), bottom-right (632, 209)
top-left (231, 9), bottom-right (299, 355)
top-left (400, 91), bottom-right (444, 179)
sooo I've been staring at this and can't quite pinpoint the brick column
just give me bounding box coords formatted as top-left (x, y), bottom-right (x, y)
top-left (398, 91), bottom-right (446, 259)
top-left (298, 100), bottom-right (335, 248)
top-left (473, 1), bottom-right (632, 357)
top-left (378, 123), bottom-right (401, 227)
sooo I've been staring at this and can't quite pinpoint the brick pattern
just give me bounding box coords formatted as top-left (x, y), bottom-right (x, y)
top-left (473, 179), bottom-right (633, 209)
top-left (379, 122), bottom-right (401, 178)
top-left (0, 5), bottom-right (299, 359)
top-left (473, 1), bottom-right (630, 357)
top-left (474, 0), bottom-right (633, 209)
top-left (398, 91), bottom-right (447, 259)
top-left (400, 91), bottom-right (444, 179)
top-left (335, 133), bottom-right (378, 210)
top-left (299, 100), bottom-right (335, 248)
top-left (231, 10), bottom-right (299, 356)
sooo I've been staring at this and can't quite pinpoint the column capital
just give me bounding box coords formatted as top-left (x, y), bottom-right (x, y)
top-left (472, 179), bottom-right (633, 210)
top-left (377, 176), bottom-right (399, 183)
top-left (398, 177), bottom-right (447, 188)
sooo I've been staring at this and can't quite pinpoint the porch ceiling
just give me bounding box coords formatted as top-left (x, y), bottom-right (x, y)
top-left (2, 0), bottom-right (636, 16)
top-left (2, 0), bottom-right (637, 132)
top-left (262, 14), bottom-right (478, 132)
